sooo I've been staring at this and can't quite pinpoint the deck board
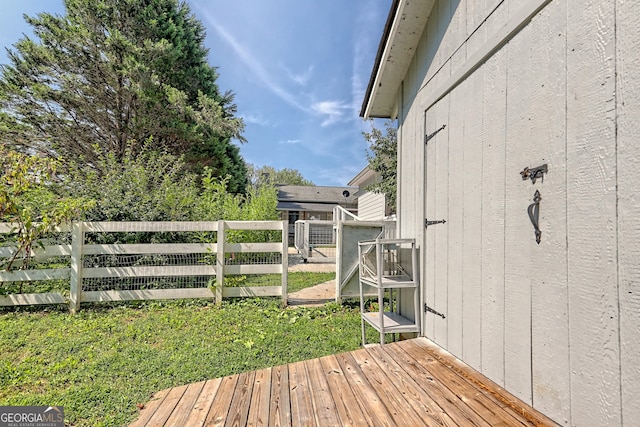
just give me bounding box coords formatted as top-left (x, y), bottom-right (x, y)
top-left (367, 345), bottom-right (456, 426)
top-left (164, 381), bottom-right (205, 426)
top-left (247, 368), bottom-right (271, 427)
top-left (205, 375), bottom-right (238, 427)
top-left (183, 378), bottom-right (223, 427)
top-left (130, 338), bottom-right (558, 427)
top-left (319, 355), bottom-right (368, 426)
top-left (268, 365), bottom-right (291, 427)
top-left (304, 358), bottom-right (341, 426)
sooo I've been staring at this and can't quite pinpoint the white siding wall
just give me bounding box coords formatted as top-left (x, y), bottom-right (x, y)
top-left (356, 192), bottom-right (386, 221)
top-left (395, 0), bottom-right (639, 425)
top-left (617, 0), bottom-right (640, 423)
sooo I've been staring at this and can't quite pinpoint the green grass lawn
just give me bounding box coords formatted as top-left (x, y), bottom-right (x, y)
top-left (0, 271), bottom-right (366, 427)
top-left (224, 271), bottom-right (334, 293)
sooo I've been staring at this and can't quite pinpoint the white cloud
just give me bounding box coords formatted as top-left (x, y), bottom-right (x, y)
top-left (311, 100), bottom-right (350, 127)
top-left (240, 113), bottom-right (270, 127)
top-left (278, 139), bottom-right (301, 145)
top-left (196, 7), bottom-right (308, 112)
top-left (281, 64), bottom-right (314, 86)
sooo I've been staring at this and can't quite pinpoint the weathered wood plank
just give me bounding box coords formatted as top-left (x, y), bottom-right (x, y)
top-left (350, 347), bottom-right (434, 426)
top-left (368, 345), bottom-right (456, 426)
top-left (288, 360), bottom-right (315, 427)
top-left (410, 338), bottom-right (558, 426)
top-left (566, 0), bottom-right (621, 425)
top-left (129, 387), bottom-right (172, 427)
top-left (183, 378), bottom-right (223, 427)
top-left (269, 364), bottom-right (291, 427)
top-left (246, 368), bottom-right (271, 427)
top-left (164, 381), bottom-right (206, 426)
top-left (412, 338), bottom-right (557, 426)
top-left (616, 0), bottom-right (640, 422)
top-left (225, 371), bottom-right (255, 427)
top-left (141, 384), bottom-right (188, 426)
top-left (319, 355), bottom-right (368, 426)
top-left (408, 338), bottom-right (533, 425)
top-left (303, 358), bottom-right (341, 427)
top-left (386, 341), bottom-right (493, 427)
top-left (204, 375), bottom-right (239, 427)
top-left (129, 339), bottom-right (556, 427)
top-left (334, 351), bottom-right (396, 427)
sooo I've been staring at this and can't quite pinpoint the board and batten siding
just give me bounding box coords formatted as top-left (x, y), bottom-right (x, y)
top-left (392, 0), bottom-right (639, 425)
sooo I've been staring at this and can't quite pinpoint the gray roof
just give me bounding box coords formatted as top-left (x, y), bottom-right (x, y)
top-left (276, 185), bottom-right (357, 212)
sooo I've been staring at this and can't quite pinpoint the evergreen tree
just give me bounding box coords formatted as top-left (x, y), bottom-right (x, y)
top-left (0, 0), bottom-right (247, 192)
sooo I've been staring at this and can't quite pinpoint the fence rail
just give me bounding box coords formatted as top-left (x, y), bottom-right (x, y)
top-left (0, 220), bottom-right (288, 312)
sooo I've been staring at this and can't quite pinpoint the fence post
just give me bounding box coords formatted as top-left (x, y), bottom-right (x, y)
top-left (281, 220), bottom-right (288, 307)
top-left (304, 220), bottom-right (310, 259)
top-left (215, 220), bottom-right (225, 303)
top-left (69, 221), bottom-right (84, 313)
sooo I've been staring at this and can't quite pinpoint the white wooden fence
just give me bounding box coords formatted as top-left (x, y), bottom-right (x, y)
top-left (0, 221), bottom-right (288, 312)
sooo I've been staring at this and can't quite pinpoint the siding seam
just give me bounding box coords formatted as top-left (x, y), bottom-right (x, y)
top-left (564, 1), bottom-right (573, 423)
top-left (613, 0), bottom-right (623, 424)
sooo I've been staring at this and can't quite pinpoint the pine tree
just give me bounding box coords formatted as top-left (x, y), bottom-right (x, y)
top-left (0, 0), bottom-right (247, 192)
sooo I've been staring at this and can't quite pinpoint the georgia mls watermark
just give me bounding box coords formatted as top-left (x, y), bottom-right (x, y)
top-left (0, 407), bottom-right (64, 427)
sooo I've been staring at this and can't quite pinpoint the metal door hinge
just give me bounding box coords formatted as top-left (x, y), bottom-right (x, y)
top-left (425, 219), bottom-right (446, 228)
top-left (425, 124), bottom-right (447, 144)
top-left (424, 304), bottom-right (446, 319)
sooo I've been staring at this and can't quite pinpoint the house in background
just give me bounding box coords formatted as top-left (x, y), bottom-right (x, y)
top-left (361, 0), bottom-right (639, 426)
top-left (347, 165), bottom-right (389, 221)
top-left (276, 185), bottom-right (357, 243)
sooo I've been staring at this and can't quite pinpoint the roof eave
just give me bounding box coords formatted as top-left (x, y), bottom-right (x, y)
top-left (360, 0), bottom-right (436, 119)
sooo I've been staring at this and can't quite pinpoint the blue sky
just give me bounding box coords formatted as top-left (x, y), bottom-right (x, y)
top-left (0, 1), bottom-right (392, 186)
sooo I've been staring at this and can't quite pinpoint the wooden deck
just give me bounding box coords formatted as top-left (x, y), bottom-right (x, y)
top-left (129, 337), bottom-right (558, 426)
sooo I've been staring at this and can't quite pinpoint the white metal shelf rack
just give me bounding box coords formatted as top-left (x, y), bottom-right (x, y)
top-left (358, 238), bottom-right (420, 346)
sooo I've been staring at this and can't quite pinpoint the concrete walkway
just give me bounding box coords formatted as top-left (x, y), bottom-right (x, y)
top-left (287, 280), bottom-right (335, 306)
top-left (287, 253), bottom-right (336, 306)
